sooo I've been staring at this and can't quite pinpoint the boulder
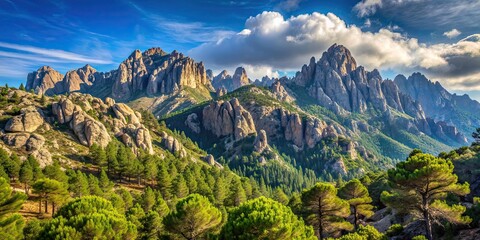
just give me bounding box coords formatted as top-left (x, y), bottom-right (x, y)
top-left (26, 134), bottom-right (45, 151)
top-left (4, 106), bottom-right (44, 133)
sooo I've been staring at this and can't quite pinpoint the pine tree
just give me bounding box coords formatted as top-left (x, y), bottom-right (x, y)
top-left (99, 169), bottom-right (113, 194)
top-left (26, 155), bottom-right (43, 181)
top-left (106, 141), bottom-right (119, 176)
top-left (173, 175), bottom-right (189, 199)
top-left (39, 196), bottom-right (137, 239)
top-left (140, 210), bottom-right (164, 240)
top-left (89, 144), bottom-right (107, 169)
top-left (153, 193), bottom-right (170, 218)
top-left (338, 179), bottom-right (374, 230)
top-left (381, 153), bottom-right (471, 240)
top-left (68, 170), bottom-right (89, 197)
top-left (117, 146), bottom-right (130, 182)
top-left (213, 176), bottom-right (227, 206)
top-left (157, 163), bottom-right (172, 199)
top-left (19, 83), bottom-right (25, 91)
top-left (2, 152), bottom-right (20, 181)
top-left (301, 182), bottom-right (353, 240)
top-left (141, 187), bottom-right (156, 212)
top-left (32, 178), bottom-right (69, 214)
top-left (19, 162), bottom-right (33, 194)
top-left (226, 177), bottom-right (247, 206)
top-left (43, 161), bottom-right (68, 184)
top-left (87, 174), bottom-right (103, 196)
top-left (273, 187), bottom-right (289, 205)
top-left (220, 196), bottom-right (316, 240)
top-left (0, 177), bottom-right (27, 239)
top-left (116, 188), bottom-right (134, 212)
top-left (164, 194), bottom-right (222, 240)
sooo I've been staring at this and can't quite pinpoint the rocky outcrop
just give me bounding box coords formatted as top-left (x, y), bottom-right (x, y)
top-left (216, 87), bottom-right (227, 97)
top-left (270, 80), bottom-right (295, 103)
top-left (4, 106), bottom-right (44, 133)
top-left (202, 98), bottom-right (256, 141)
top-left (185, 113), bottom-right (201, 134)
top-left (112, 103), bottom-right (141, 125)
top-left (212, 67), bottom-right (250, 92)
top-left (52, 97), bottom-right (110, 148)
top-left (159, 131), bottom-right (187, 157)
top-left (1, 132), bottom-right (52, 167)
top-left (119, 124), bottom-right (154, 155)
top-left (26, 66), bottom-right (64, 95)
top-left (280, 111), bottom-right (341, 149)
top-left (254, 130), bottom-right (269, 153)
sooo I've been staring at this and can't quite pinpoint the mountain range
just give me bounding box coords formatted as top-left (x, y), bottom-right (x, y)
top-left (21, 44), bottom-right (480, 178)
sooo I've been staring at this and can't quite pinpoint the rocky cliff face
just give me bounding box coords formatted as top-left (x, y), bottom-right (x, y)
top-left (395, 73), bottom-right (480, 140)
top-left (202, 98), bottom-right (256, 141)
top-left (211, 67), bottom-right (250, 92)
top-left (291, 44), bottom-right (467, 145)
top-left (26, 66), bottom-right (64, 95)
top-left (26, 48), bottom-right (213, 101)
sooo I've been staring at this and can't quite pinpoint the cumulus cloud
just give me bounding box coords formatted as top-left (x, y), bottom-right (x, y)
top-left (443, 29), bottom-right (462, 38)
top-left (190, 11), bottom-right (480, 90)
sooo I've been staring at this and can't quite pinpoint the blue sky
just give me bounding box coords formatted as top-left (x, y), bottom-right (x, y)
top-left (1, 0), bottom-right (479, 99)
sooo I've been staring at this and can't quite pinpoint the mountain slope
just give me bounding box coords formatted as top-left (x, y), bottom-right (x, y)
top-left (395, 72), bottom-right (480, 140)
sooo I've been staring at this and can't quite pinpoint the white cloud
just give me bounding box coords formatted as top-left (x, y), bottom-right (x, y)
top-left (443, 29), bottom-right (462, 38)
top-left (354, 0), bottom-right (383, 17)
top-left (0, 42), bottom-right (113, 64)
top-left (189, 11), bottom-right (480, 91)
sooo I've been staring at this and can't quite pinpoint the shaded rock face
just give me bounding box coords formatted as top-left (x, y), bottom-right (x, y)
top-left (202, 98), bottom-right (256, 141)
top-left (212, 67), bottom-right (250, 92)
top-left (27, 65), bottom-right (109, 96)
top-left (395, 72), bottom-right (480, 141)
top-left (26, 48), bottom-right (213, 101)
top-left (254, 130), bottom-right (269, 153)
top-left (4, 106), bottom-right (44, 133)
top-left (63, 65), bottom-right (98, 93)
top-left (291, 44), bottom-right (467, 144)
top-left (185, 113), bottom-right (201, 134)
top-left (26, 66), bottom-right (64, 95)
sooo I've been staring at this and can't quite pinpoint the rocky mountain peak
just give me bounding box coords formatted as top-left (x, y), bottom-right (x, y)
top-left (232, 67), bottom-right (250, 88)
top-left (143, 47), bottom-right (167, 56)
top-left (212, 67), bottom-right (250, 92)
top-left (319, 43), bottom-right (357, 76)
top-left (26, 66), bottom-right (64, 95)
